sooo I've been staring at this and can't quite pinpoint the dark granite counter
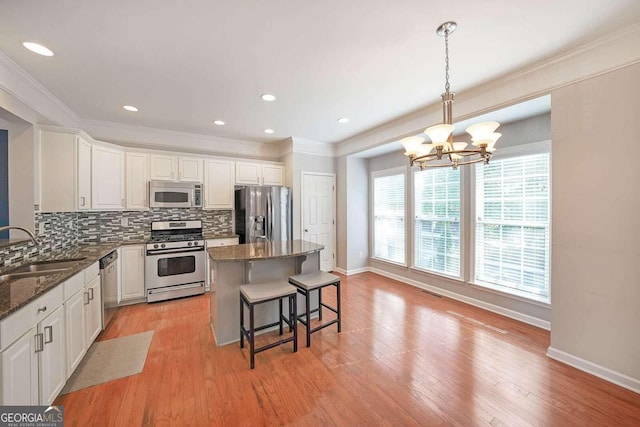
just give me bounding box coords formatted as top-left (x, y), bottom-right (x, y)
top-left (0, 241), bottom-right (140, 320)
top-left (207, 239), bottom-right (324, 262)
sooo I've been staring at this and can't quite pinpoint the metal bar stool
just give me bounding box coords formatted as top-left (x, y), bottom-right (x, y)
top-left (288, 271), bottom-right (341, 347)
top-left (240, 281), bottom-right (298, 369)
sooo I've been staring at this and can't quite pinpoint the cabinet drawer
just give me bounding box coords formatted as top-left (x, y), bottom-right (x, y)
top-left (0, 285), bottom-right (63, 350)
top-left (63, 272), bottom-right (84, 299)
top-left (84, 261), bottom-right (100, 283)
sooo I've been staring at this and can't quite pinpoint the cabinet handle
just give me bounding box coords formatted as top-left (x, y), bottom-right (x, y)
top-left (88, 287), bottom-right (94, 301)
top-left (81, 196), bottom-right (85, 207)
top-left (37, 306), bottom-right (47, 313)
top-left (84, 291), bottom-right (90, 305)
top-left (179, 171), bottom-right (182, 180)
top-left (44, 325), bottom-right (53, 344)
top-left (35, 333), bottom-right (44, 353)
top-left (121, 198), bottom-right (125, 207)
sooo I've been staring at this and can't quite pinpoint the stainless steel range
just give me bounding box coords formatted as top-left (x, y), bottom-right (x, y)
top-left (145, 220), bottom-right (206, 303)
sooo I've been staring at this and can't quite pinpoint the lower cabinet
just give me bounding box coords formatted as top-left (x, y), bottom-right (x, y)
top-left (119, 245), bottom-right (145, 303)
top-left (65, 289), bottom-right (86, 375)
top-left (85, 275), bottom-right (103, 346)
top-left (1, 300), bottom-right (66, 405)
top-left (205, 237), bottom-right (239, 291)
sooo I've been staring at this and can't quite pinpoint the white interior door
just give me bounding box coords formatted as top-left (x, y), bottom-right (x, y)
top-left (302, 173), bottom-right (336, 271)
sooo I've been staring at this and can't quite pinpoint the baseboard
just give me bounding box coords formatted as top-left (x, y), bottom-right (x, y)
top-left (547, 347), bottom-right (640, 394)
top-left (368, 267), bottom-right (551, 331)
top-left (334, 267), bottom-right (371, 276)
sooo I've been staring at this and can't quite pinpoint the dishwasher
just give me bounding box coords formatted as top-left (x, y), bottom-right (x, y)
top-left (100, 250), bottom-right (119, 329)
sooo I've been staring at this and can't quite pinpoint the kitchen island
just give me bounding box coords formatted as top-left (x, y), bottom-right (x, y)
top-left (207, 240), bottom-right (324, 346)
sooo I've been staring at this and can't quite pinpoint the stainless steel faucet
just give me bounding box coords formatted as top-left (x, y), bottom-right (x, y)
top-left (0, 226), bottom-right (40, 245)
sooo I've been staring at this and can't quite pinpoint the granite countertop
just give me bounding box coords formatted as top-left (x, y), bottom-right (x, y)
top-left (208, 239), bottom-right (324, 262)
top-left (0, 242), bottom-right (128, 320)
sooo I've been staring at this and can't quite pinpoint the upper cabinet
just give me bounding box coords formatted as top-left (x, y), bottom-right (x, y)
top-left (204, 159), bottom-right (234, 209)
top-left (39, 129), bottom-right (92, 212)
top-left (91, 145), bottom-right (125, 210)
top-left (150, 155), bottom-right (203, 182)
top-left (125, 152), bottom-right (149, 210)
top-left (235, 162), bottom-right (285, 186)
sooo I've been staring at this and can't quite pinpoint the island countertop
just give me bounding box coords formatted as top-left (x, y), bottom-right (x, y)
top-left (207, 239), bottom-right (324, 262)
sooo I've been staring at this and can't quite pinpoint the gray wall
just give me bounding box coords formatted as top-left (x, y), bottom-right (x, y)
top-left (336, 155), bottom-right (368, 271)
top-left (7, 119), bottom-right (35, 234)
top-left (550, 63), bottom-right (640, 382)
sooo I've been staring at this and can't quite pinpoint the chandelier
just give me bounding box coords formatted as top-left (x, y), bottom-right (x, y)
top-left (401, 21), bottom-right (501, 170)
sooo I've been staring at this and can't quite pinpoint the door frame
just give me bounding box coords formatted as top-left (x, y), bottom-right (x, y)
top-left (300, 171), bottom-right (337, 271)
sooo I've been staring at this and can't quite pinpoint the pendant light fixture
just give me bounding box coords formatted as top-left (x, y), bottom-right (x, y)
top-left (401, 21), bottom-right (501, 170)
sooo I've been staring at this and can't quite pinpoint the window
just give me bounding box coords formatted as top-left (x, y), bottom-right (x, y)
top-left (372, 170), bottom-right (405, 264)
top-left (474, 152), bottom-right (550, 301)
top-left (414, 168), bottom-right (460, 277)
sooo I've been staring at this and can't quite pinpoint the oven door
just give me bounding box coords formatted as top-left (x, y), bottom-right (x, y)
top-left (145, 246), bottom-right (205, 289)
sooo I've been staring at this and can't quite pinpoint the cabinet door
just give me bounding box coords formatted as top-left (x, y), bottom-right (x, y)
top-left (39, 130), bottom-right (78, 212)
top-left (77, 136), bottom-right (92, 210)
top-left (92, 145), bottom-right (125, 210)
top-left (126, 152), bottom-right (149, 209)
top-left (179, 157), bottom-right (203, 182)
top-left (204, 160), bottom-right (235, 209)
top-left (38, 305), bottom-right (66, 405)
top-left (120, 245), bottom-right (145, 301)
top-left (235, 162), bottom-right (261, 185)
top-left (262, 164), bottom-right (285, 186)
top-left (150, 155), bottom-right (177, 181)
top-left (1, 327), bottom-right (38, 405)
top-left (65, 289), bottom-right (86, 376)
top-left (85, 276), bottom-right (103, 347)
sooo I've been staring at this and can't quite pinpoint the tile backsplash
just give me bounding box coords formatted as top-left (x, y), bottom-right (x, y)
top-left (0, 209), bottom-right (232, 271)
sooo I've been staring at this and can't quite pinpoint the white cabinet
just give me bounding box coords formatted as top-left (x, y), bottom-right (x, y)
top-left (64, 288), bottom-right (86, 375)
top-left (37, 305), bottom-right (66, 405)
top-left (179, 157), bottom-right (203, 182)
top-left (205, 237), bottom-right (239, 291)
top-left (0, 285), bottom-right (65, 405)
top-left (235, 162), bottom-right (285, 186)
top-left (1, 327), bottom-right (38, 405)
top-left (119, 245), bottom-right (145, 302)
top-left (150, 155), bottom-right (203, 182)
top-left (85, 275), bottom-right (102, 346)
top-left (92, 144), bottom-right (125, 210)
top-left (39, 129), bottom-right (93, 212)
top-left (204, 159), bottom-right (235, 209)
top-left (126, 152), bottom-right (149, 210)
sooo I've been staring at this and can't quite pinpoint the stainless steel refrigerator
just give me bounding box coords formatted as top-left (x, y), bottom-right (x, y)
top-left (235, 186), bottom-right (292, 243)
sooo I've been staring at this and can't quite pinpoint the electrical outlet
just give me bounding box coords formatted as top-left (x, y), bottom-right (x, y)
top-left (121, 218), bottom-right (128, 227)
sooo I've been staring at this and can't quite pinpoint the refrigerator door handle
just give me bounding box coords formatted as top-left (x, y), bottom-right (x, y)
top-left (266, 191), bottom-right (273, 240)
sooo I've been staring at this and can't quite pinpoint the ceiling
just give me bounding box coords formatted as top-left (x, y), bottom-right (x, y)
top-left (1, 1), bottom-right (639, 146)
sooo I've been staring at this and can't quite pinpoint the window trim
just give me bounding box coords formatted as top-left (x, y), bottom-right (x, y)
top-left (470, 140), bottom-right (552, 303)
top-left (370, 166), bottom-right (408, 267)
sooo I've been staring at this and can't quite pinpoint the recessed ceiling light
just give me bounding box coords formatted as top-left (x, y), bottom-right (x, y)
top-left (261, 94), bottom-right (276, 102)
top-left (213, 120), bottom-right (226, 126)
top-left (264, 129), bottom-right (275, 134)
top-left (22, 42), bottom-right (54, 57)
top-left (337, 117), bottom-right (350, 124)
top-left (123, 105), bottom-right (139, 112)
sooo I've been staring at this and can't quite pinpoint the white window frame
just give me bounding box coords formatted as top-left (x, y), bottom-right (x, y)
top-left (370, 166), bottom-right (408, 267)
top-left (469, 140), bottom-right (552, 305)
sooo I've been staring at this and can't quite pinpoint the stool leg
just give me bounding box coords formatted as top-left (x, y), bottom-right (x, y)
top-left (292, 293), bottom-right (298, 353)
top-left (318, 287), bottom-right (323, 321)
top-left (288, 294), bottom-right (294, 332)
top-left (279, 297), bottom-right (284, 336)
top-left (305, 289), bottom-right (311, 347)
top-left (249, 303), bottom-right (255, 369)
top-left (336, 281), bottom-right (342, 333)
top-left (240, 296), bottom-right (244, 349)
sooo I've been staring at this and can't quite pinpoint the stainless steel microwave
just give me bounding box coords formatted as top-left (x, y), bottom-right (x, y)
top-left (149, 181), bottom-right (202, 208)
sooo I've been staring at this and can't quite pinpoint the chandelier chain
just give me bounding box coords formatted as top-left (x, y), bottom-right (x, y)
top-left (444, 30), bottom-right (450, 93)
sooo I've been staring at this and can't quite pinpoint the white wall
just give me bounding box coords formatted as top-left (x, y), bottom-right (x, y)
top-left (336, 155), bottom-right (368, 272)
top-left (549, 63), bottom-right (640, 390)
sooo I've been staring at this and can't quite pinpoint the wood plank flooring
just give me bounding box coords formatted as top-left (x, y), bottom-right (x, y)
top-left (55, 272), bottom-right (640, 426)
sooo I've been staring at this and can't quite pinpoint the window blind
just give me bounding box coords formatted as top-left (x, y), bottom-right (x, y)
top-left (414, 168), bottom-right (460, 276)
top-left (475, 153), bottom-right (550, 301)
top-left (373, 173), bottom-right (405, 264)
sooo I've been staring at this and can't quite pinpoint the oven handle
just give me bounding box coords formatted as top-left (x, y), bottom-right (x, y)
top-left (147, 282), bottom-right (204, 294)
top-left (146, 247), bottom-right (205, 256)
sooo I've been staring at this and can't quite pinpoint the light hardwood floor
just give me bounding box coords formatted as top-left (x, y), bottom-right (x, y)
top-left (55, 272), bottom-right (640, 426)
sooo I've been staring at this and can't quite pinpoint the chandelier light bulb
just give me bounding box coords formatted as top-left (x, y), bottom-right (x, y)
top-left (424, 124), bottom-right (454, 146)
top-left (400, 136), bottom-right (425, 156)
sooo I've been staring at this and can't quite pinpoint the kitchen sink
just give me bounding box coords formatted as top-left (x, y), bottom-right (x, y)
top-left (11, 257), bottom-right (87, 273)
top-left (0, 269), bottom-right (69, 283)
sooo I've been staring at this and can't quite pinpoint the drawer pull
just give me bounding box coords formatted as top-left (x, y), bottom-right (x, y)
top-left (44, 325), bottom-right (53, 344)
top-left (84, 291), bottom-right (90, 305)
top-left (35, 333), bottom-right (44, 353)
top-left (88, 287), bottom-right (94, 301)
top-left (37, 306), bottom-right (47, 313)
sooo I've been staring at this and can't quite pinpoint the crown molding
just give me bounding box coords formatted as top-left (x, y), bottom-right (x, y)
top-left (335, 23), bottom-right (640, 158)
top-left (80, 118), bottom-right (282, 160)
top-left (0, 51), bottom-right (79, 127)
top-left (291, 137), bottom-right (336, 157)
